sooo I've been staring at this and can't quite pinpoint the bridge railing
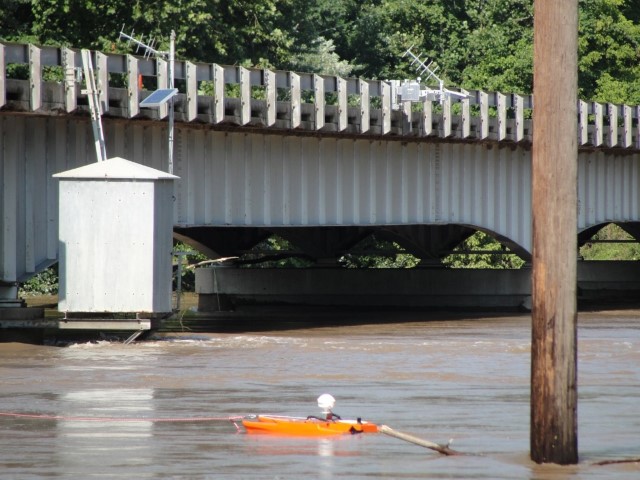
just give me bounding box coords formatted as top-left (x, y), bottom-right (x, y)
top-left (1, 42), bottom-right (639, 150)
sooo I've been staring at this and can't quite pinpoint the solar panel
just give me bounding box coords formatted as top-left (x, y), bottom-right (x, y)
top-left (140, 88), bottom-right (178, 107)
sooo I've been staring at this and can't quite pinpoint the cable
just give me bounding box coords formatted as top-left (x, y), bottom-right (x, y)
top-left (0, 411), bottom-right (244, 423)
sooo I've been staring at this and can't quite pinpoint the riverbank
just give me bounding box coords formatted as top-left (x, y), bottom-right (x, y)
top-left (11, 292), bottom-right (640, 340)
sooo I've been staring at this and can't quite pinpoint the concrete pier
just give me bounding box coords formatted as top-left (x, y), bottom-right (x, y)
top-left (195, 261), bottom-right (640, 312)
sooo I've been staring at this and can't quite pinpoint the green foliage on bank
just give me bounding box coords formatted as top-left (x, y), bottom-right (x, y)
top-left (173, 242), bottom-right (208, 291)
top-left (16, 224), bottom-right (640, 296)
top-left (239, 235), bottom-right (315, 268)
top-left (339, 236), bottom-right (421, 269)
top-left (1, 0), bottom-right (640, 104)
top-left (580, 224), bottom-right (640, 260)
top-left (443, 231), bottom-right (526, 269)
top-left (18, 264), bottom-right (59, 296)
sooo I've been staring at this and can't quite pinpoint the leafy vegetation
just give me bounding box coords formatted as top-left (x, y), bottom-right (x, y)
top-left (18, 265), bottom-right (59, 296)
top-left (580, 223), bottom-right (640, 260)
top-left (172, 242), bottom-right (208, 291)
top-left (239, 235), bottom-right (314, 268)
top-left (339, 236), bottom-right (421, 269)
top-left (443, 231), bottom-right (526, 269)
top-left (1, 0), bottom-right (640, 103)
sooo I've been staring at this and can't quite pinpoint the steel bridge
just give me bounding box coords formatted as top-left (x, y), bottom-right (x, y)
top-left (1, 42), bottom-right (640, 308)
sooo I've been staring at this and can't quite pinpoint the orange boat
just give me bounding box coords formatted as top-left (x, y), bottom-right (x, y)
top-left (242, 415), bottom-right (379, 436)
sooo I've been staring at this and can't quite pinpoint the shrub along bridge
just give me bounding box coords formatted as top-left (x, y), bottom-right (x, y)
top-left (1, 41), bottom-right (640, 313)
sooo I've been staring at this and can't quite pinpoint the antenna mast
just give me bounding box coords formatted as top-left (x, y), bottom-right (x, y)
top-left (119, 27), bottom-right (176, 174)
top-left (80, 49), bottom-right (107, 162)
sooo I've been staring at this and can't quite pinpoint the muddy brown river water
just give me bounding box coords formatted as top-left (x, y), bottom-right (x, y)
top-left (1, 311), bottom-right (639, 479)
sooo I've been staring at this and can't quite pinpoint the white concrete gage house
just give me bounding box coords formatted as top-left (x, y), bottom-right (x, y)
top-left (54, 157), bottom-right (178, 313)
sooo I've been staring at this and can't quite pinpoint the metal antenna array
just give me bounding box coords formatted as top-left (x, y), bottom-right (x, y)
top-left (403, 47), bottom-right (441, 86)
top-left (395, 46), bottom-right (468, 105)
top-left (119, 27), bottom-right (165, 58)
top-left (119, 26), bottom-right (177, 175)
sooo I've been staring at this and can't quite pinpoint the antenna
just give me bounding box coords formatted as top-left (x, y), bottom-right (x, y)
top-left (119, 26), bottom-right (166, 59)
top-left (119, 26), bottom-right (176, 174)
top-left (403, 47), bottom-right (440, 85)
top-left (398, 46), bottom-right (468, 105)
top-left (80, 49), bottom-right (107, 162)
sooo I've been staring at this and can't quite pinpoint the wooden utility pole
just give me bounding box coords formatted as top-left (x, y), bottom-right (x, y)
top-left (531, 0), bottom-right (579, 465)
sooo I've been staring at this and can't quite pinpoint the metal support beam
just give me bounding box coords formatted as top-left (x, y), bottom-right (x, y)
top-left (461, 94), bottom-right (470, 138)
top-left (608, 103), bottom-right (618, 147)
top-left (290, 71), bottom-right (301, 129)
top-left (623, 104), bottom-right (632, 148)
top-left (514, 94), bottom-right (524, 142)
top-left (422, 97), bottom-right (433, 136)
top-left (29, 44), bottom-right (41, 111)
top-left (126, 54), bottom-right (139, 118)
top-left (337, 77), bottom-right (347, 131)
top-left (359, 79), bottom-right (370, 133)
top-left (156, 57), bottom-right (169, 119)
top-left (593, 102), bottom-right (603, 146)
top-left (381, 81), bottom-right (391, 134)
top-left (578, 100), bottom-right (588, 145)
top-left (239, 66), bottom-right (251, 125)
top-left (442, 94), bottom-right (452, 137)
top-left (95, 52), bottom-right (109, 113)
top-left (497, 92), bottom-right (507, 141)
top-left (211, 63), bottom-right (224, 124)
top-left (62, 47), bottom-right (77, 113)
top-left (186, 61), bottom-right (197, 122)
top-left (479, 91), bottom-right (489, 139)
top-left (0, 43), bottom-right (5, 108)
top-left (58, 319), bottom-right (151, 330)
top-left (313, 74), bottom-right (325, 130)
top-left (264, 69), bottom-right (276, 126)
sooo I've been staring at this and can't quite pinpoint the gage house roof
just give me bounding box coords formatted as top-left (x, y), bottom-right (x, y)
top-left (53, 157), bottom-right (179, 180)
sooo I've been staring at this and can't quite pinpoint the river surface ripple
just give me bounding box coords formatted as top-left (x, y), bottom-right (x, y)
top-left (1, 312), bottom-right (639, 479)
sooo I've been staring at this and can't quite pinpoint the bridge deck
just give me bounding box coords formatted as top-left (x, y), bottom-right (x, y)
top-left (1, 42), bottom-right (639, 150)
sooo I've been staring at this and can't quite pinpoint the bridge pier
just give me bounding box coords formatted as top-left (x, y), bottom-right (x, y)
top-left (195, 262), bottom-right (640, 312)
top-left (196, 266), bottom-right (533, 311)
top-left (0, 285), bottom-right (22, 308)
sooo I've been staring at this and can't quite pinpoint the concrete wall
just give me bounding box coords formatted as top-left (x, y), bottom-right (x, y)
top-left (196, 261), bottom-right (640, 311)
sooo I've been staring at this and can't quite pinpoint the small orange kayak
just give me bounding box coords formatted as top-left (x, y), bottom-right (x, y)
top-left (242, 415), bottom-right (379, 436)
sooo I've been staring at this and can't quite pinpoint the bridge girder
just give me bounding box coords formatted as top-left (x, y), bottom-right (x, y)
top-left (2, 114), bottom-right (640, 300)
top-left (174, 224), bottom-right (478, 264)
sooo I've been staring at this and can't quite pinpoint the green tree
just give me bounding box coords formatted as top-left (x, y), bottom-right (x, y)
top-left (339, 236), bottom-right (420, 269)
top-left (239, 235), bottom-right (314, 268)
top-left (19, 265), bottom-right (59, 296)
top-left (3, 0), bottom-right (640, 103)
top-left (580, 224), bottom-right (640, 260)
top-left (344, 0), bottom-right (470, 81)
top-left (27, 0), bottom-right (293, 67)
top-left (0, 0), bottom-right (35, 42)
top-left (578, 0), bottom-right (640, 103)
top-left (288, 37), bottom-right (356, 76)
top-left (461, 0), bottom-right (534, 93)
top-left (443, 231), bottom-right (525, 269)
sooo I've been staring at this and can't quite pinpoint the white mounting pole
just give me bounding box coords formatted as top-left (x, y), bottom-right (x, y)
top-left (168, 30), bottom-right (175, 175)
top-left (119, 27), bottom-right (176, 174)
top-left (80, 49), bottom-right (107, 162)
